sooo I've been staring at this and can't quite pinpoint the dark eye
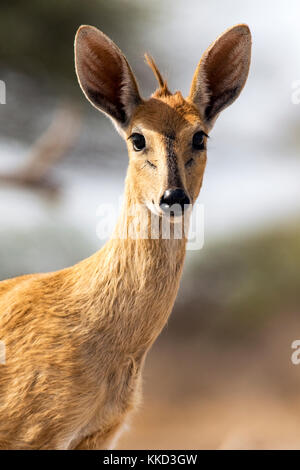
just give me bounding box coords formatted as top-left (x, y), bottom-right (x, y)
top-left (192, 131), bottom-right (205, 150)
top-left (131, 133), bottom-right (146, 151)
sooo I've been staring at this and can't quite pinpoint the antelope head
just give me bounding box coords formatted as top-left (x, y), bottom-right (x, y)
top-left (75, 24), bottom-right (251, 221)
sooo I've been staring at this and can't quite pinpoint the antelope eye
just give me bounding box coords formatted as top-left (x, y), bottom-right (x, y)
top-left (131, 133), bottom-right (146, 151)
top-left (192, 131), bottom-right (205, 150)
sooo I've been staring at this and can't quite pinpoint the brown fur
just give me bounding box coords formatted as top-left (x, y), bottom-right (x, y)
top-left (144, 54), bottom-right (171, 97)
top-left (0, 24), bottom-right (251, 449)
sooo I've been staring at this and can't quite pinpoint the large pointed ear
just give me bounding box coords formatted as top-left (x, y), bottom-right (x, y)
top-left (188, 24), bottom-right (251, 127)
top-left (75, 25), bottom-right (142, 132)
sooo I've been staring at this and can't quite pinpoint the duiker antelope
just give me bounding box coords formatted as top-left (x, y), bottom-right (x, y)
top-left (0, 24), bottom-right (251, 449)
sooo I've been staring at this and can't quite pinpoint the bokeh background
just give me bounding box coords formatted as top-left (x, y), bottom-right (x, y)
top-left (1, 0), bottom-right (300, 449)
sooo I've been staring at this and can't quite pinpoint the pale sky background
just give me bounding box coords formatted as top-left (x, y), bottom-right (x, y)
top-left (1, 0), bottom-right (300, 256)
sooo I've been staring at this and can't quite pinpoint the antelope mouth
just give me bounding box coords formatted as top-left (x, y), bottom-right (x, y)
top-left (146, 200), bottom-right (192, 223)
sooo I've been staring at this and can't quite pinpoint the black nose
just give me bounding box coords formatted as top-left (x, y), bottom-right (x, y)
top-left (159, 188), bottom-right (191, 215)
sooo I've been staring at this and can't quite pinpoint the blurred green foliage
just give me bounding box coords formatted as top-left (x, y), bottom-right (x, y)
top-left (171, 221), bottom-right (300, 341)
top-left (0, 0), bottom-right (148, 95)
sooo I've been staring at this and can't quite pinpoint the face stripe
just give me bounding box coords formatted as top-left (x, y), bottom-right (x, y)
top-left (164, 136), bottom-right (183, 189)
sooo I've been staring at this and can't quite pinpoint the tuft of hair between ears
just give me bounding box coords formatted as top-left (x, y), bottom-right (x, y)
top-left (144, 53), bottom-right (171, 97)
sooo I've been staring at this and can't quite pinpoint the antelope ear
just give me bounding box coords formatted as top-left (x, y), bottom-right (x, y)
top-left (188, 24), bottom-right (251, 127)
top-left (75, 25), bottom-right (142, 131)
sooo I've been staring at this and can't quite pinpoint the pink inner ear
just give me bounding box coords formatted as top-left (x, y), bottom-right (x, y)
top-left (188, 25), bottom-right (251, 123)
top-left (81, 34), bottom-right (123, 108)
top-left (75, 26), bottom-right (142, 125)
top-left (205, 33), bottom-right (246, 99)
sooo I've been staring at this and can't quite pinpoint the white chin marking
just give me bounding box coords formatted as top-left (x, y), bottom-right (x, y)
top-left (145, 201), bottom-right (192, 224)
top-left (145, 201), bottom-right (162, 216)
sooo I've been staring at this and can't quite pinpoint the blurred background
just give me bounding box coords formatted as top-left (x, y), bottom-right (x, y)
top-left (1, 0), bottom-right (300, 449)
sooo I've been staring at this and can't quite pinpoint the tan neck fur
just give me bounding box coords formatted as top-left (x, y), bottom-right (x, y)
top-left (76, 174), bottom-right (187, 355)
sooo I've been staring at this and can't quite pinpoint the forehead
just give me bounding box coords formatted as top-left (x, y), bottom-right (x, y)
top-left (129, 92), bottom-right (204, 137)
